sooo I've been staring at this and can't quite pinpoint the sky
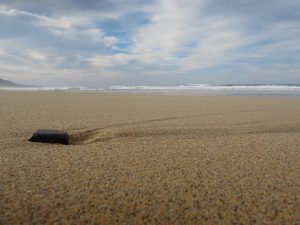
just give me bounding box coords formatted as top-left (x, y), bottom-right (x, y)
top-left (0, 0), bottom-right (300, 87)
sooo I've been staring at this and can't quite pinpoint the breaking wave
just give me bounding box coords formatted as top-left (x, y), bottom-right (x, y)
top-left (109, 84), bottom-right (300, 91)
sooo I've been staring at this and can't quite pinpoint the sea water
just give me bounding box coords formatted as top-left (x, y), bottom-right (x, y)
top-left (2, 84), bottom-right (300, 98)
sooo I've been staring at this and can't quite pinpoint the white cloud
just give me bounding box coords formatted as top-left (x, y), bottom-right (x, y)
top-left (26, 50), bottom-right (48, 61)
top-left (89, 54), bottom-right (134, 67)
top-left (178, 28), bottom-right (243, 70)
top-left (0, 7), bottom-right (118, 47)
top-left (0, 63), bottom-right (124, 86)
top-left (90, 0), bottom-right (245, 70)
top-left (132, 0), bottom-right (203, 64)
top-left (0, 48), bottom-right (32, 64)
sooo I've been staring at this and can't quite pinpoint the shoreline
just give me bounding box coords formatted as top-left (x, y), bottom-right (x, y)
top-left (1, 88), bottom-right (300, 99)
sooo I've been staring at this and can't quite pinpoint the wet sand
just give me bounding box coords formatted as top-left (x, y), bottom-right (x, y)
top-left (0, 91), bottom-right (299, 224)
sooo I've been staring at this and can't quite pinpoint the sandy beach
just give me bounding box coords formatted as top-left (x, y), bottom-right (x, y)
top-left (0, 91), bottom-right (299, 225)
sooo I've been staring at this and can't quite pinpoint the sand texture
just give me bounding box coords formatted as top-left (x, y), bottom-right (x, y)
top-left (0, 91), bottom-right (299, 225)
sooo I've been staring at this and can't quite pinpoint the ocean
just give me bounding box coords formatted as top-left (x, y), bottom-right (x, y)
top-left (2, 84), bottom-right (300, 98)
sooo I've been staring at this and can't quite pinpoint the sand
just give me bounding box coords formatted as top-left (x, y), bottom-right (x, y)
top-left (0, 91), bottom-right (299, 225)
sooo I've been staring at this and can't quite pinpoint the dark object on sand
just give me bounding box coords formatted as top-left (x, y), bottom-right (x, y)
top-left (29, 129), bottom-right (69, 145)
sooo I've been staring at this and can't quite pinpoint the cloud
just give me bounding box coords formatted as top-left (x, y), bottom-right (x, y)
top-left (0, 0), bottom-right (300, 85)
top-left (88, 54), bottom-right (134, 67)
top-left (0, 63), bottom-right (125, 87)
top-left (91, 0), bottom-right (246, 70)
top-left (204, 0), bottom-right (300, 23)
top-left (0, 6), bottom-right (119, 71)
top-left (0, 7), bottom-right (117, 45)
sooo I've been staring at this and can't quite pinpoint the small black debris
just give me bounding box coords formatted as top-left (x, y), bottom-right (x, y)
top-left (29, 129), bottom-right (69, 145)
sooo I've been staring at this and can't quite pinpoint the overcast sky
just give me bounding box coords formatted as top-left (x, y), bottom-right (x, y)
top-left (0, 0), bottom-right (299, 86)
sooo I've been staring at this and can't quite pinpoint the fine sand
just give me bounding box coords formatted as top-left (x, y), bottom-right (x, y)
top-left (0, 91), bottom-right (299, 225)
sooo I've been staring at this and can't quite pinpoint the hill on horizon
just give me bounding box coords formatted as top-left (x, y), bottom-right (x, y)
top-left (0, 78), bottom-right (37, 88)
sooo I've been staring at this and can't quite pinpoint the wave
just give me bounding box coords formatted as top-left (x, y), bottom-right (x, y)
top-left (2, 84), bottom-right (300, 92)
top-left (0, 86), bottom-right (104, 91)
top-left (110, 84), bottom-right (300, 91)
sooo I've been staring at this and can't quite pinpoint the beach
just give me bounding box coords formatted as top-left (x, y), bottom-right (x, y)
top-left (0, 90), bottom-right (299, 224)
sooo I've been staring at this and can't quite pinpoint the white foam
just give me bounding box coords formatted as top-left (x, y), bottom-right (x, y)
top-left (110, 84), bottom-right (300, 91)
top-left (2, 84), bottom-right (300, 93)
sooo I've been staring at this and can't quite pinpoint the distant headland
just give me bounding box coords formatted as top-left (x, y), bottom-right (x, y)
top-left (0, 78), bottom-right (37, 88)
